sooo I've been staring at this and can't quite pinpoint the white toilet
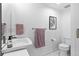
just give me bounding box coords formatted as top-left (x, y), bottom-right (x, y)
top-left (59, 43), bottom-right (70, 56)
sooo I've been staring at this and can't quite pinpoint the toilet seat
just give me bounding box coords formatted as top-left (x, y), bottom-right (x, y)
top-left (59, 43), bottom-right (69, 51)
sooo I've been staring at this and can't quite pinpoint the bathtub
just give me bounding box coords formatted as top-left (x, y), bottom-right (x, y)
top-left (2, 37), bottom-right (32, 53)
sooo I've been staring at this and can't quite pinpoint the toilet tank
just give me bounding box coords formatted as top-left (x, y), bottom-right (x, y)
top-left (63, 37), bottom-right (72, 45)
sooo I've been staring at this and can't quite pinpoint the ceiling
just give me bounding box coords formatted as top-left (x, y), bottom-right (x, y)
top-left (43, 3), bottom-right (71, 10)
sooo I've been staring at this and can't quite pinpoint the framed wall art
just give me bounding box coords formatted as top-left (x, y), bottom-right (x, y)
top-left (49, 16), bottom-right (57, 30)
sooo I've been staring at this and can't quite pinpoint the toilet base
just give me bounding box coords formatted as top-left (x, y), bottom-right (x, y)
top-left (59, 50), bottom-right (68, 56)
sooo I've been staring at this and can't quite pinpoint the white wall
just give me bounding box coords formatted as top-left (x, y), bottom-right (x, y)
top-left (71, 3), bottom-right (79, 56)
top-left (2, 4), bottom-right (11, 36)
top-left (2, 3), bottom-right (62, 56)
top-left (60, 8), bottom-right (71, 45)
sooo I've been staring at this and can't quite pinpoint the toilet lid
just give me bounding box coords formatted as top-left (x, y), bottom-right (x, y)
top-left (59, 43), bottom-right (69, 48)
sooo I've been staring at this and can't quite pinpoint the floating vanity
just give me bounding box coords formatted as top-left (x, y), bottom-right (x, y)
top-left (2, 37), bottom-right (32, 56)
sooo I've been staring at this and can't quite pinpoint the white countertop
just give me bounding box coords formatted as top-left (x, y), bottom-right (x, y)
top-left (2, 37), bottom-right (32, 53)
top-left (3, 49), bottom-right (29, 56)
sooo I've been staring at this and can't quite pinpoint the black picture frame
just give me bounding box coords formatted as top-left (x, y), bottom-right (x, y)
top-left (49, 16), bottom-right (57, 30)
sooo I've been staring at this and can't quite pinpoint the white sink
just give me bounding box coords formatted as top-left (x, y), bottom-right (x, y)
top-left (2, 37), bottom-right (32, 53)
top-left (12, 37), bottom-right (32, 47)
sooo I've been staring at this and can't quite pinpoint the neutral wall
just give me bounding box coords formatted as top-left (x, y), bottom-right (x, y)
top-left (60, 8), bottom-right (72, 45)
top-left (71, 3), bottom-right (79, 56)
top-left (2, 3), bottom-right (62, 56)
top-left (2, 4), bottom-right (11, 36)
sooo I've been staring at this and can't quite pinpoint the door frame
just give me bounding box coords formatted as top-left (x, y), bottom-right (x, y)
top-left (0, 3), bottom-right (3, 56)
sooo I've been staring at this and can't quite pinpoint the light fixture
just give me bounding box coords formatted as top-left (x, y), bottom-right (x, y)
top-left (56, 3), bottom-right (61, 5)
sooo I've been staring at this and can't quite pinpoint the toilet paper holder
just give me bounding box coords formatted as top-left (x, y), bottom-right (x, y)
top-left (51, 38), bottom-right (56, 41)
